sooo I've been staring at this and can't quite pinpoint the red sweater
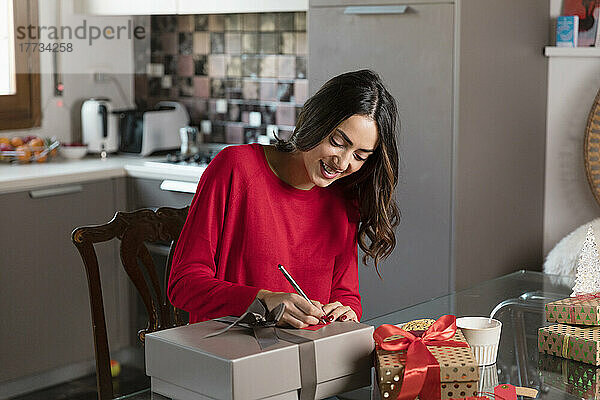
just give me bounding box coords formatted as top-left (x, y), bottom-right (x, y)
top-left (168, 143), bottom-right (362, 323)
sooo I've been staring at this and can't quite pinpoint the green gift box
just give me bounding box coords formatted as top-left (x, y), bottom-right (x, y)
top-left (539, 324), bottom-right (600, 365)
top-left (546, 296), bottom-right (600, 326)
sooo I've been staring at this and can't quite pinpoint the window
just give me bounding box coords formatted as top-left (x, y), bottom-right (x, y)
top-left (0, 0), bottom-right (15, 95)
top-left (0, 0), bottom-right (40, 130)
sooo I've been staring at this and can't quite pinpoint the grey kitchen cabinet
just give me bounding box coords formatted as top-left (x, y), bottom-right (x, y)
top-left (127, 177), bottom-right (195, 210)
top-left (309, 0), bottom-right (549, 319)
top-left (0, 178), bottom-right (130, 386)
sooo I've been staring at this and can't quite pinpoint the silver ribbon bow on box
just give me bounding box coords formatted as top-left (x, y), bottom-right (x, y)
top-left (203, 298), bottom-right (285, 350)
top-left (203, 298), bottom-right (323, 400)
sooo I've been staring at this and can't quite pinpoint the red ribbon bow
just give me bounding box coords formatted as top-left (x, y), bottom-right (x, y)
top-left (567, 293), bottom-right (600, 323)
top-left (373, 315), bottom-right (469, 400)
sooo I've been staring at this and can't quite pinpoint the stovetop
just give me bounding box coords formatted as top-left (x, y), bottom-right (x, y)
top-left (152, 144), bottom-right (230, 167)
top-left (164, 151), bottom-right (216, 166)
top-left (126, 147), bottom-right (225, 188)
top-left (141, 145), bottom-right (231, 175)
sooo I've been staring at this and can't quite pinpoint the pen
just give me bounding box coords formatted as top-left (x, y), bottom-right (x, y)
top-left (278, 264), bottom-right (328, 324)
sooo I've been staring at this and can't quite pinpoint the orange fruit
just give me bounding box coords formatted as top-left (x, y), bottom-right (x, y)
top-left (10, 137), bottom-right (24, 147)
top-left (34, 151), bottom-right (47, 163)
top-left (28, 137), bottom-right (44, 149)
top-left (16, 145), bottom-right (31, 163)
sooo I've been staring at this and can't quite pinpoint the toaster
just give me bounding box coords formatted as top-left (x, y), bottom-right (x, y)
top-left (117, 101), bottom-right (190, 156)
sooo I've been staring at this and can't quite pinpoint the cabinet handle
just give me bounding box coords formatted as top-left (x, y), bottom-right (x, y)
top-left (29, 185), bottom-right (83, 198)
top-left (344, 6), bottom-right (409, 15)
top-left (160, 180), bottom-right (197, 194)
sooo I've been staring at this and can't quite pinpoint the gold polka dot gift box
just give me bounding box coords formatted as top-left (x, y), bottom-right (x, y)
top-left (374, 317), bottom-right (479, 400)
top-left (545, 295), bottom-right (600, 326)
top-left (538, 324), bottom-right (600, 365)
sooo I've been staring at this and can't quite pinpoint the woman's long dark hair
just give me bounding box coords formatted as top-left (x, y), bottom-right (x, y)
top-left (275, 69), bottom-right (400, 274)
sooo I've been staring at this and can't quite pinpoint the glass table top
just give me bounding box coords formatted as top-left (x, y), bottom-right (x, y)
top-left (120, 270), bottom-right (596, 400)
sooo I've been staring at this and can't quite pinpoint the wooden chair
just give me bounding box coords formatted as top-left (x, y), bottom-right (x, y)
top-left (72, 206), bottom-right (189, 400)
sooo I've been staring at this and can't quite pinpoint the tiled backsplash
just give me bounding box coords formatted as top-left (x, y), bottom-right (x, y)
top-left (134, 13), bottom-right (307, 144)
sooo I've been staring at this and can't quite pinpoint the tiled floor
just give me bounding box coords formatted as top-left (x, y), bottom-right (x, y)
top-left (9, 366), bottom-right (150, 400)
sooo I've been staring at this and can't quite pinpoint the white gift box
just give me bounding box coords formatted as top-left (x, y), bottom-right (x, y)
top-left (145, 320), bottom-right (374, 400)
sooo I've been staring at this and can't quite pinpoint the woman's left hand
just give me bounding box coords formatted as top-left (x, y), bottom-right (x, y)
top-left (312, 300), bottom-right (358, 322)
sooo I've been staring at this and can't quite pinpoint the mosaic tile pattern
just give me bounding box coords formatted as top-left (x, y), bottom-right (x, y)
top-left (136, 12), bottom-right (308, 144)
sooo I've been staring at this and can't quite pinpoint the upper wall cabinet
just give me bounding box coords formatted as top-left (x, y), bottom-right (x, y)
top-left (75, 0), bottom-right (178, 15)
top-left (177, 0), bottom-right (308, 14)
top-left (76, 0), bottom-right (307, 15)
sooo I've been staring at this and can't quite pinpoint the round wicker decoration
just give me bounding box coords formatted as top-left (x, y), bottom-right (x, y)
top-left (400, 318), bottom-right (436, 331)
top-left (584, 88), bottom-right (600, 206)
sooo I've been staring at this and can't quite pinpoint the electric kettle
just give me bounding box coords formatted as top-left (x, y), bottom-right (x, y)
top-left (81, 98), bottom-right (119, 154)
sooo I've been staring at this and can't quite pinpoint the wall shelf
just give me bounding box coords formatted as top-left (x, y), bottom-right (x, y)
top-left (544, 46), bottom-right (600, 57)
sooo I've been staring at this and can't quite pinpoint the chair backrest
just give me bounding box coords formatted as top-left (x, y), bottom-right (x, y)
top-left (72, 206), bottom-right (189, 400)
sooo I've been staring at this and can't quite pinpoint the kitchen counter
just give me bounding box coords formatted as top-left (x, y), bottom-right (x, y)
top-left (0, 155), bottom-right (205, 194)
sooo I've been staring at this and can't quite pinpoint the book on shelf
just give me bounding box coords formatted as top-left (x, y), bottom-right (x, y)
top-left (557, 15), bottom-right (579, 47)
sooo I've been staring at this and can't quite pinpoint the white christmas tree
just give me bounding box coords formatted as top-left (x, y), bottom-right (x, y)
top-left (572, 225), bottom-right (600, 296)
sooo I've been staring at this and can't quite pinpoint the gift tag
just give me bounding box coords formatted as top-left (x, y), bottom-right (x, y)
top-left (457, 397), bottom-right (492, 400)
top-left (494, 384), bottom-right (538, 400)
top-left (301, 321), bottom-right (330, 331)
top-left (494, 383), bottom-right (517, 400)
top-left (515, 387), bottom-right (538, 398)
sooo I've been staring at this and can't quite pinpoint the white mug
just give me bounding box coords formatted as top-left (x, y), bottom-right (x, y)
top-left (456, 317), bottom-right (502, 366)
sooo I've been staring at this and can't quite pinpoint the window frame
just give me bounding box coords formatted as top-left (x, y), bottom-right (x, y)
top-left (0, 0), bottom-right (40, 130)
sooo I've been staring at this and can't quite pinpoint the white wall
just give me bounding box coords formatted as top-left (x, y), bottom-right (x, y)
top-left (550, 0), bottom-right (561, 18)
top-left (543, 0), bottom-right (600, 254)
top-left (1, 0), bottom-right (135, 142)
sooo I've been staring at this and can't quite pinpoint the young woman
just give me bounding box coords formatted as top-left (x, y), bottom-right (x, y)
top-left (168, 69), bottom-right (399, 328)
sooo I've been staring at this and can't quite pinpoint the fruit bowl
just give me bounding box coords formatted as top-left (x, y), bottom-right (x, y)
top-left (0, 136), bottom-right (60, 163)
top-left (60, 144), bottom-right (88, 159)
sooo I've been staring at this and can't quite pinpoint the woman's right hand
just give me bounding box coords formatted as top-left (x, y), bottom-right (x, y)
top-left (256, 289), bottom-right (325, 328)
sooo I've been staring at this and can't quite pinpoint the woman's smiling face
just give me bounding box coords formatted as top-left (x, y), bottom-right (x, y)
top-left (301, 114), bottom-right (379, 187)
